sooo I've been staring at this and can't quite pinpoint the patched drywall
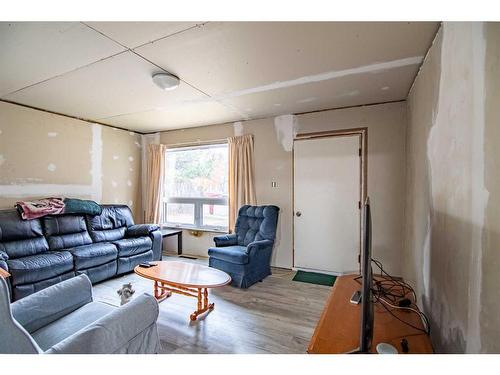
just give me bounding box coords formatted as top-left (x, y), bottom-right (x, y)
top-left (101, 127), bottom-right (142, 219)
top-left (404, 22), bottom-right (497, 353)
top-left (159, 101), bottom-right (407, 273)
top-left (273, 114), bottom-right (298, 152)
top-left (0, 101), bottom-right (142, 221)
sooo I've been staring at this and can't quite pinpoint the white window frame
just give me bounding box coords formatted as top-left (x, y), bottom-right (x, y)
top-left (162, 142), bottom-right (229, 232)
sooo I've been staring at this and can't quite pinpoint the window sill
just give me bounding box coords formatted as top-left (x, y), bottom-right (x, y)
top-left (161, 225), bottom-right (229, 234)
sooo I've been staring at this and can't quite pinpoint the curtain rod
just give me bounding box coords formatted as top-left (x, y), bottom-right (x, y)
top-left (164, 138), bottom-right (229, 149)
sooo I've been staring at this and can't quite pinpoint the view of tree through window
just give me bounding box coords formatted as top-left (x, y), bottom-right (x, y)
top-left (164, 143), bottom-right (228, 230)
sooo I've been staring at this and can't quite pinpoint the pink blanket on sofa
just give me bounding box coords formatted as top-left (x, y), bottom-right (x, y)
top-left (16, 197), bottom-right (65, 220)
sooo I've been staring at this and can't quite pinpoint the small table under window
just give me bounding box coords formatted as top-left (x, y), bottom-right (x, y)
top-left (161, 228), bottom-right (183, 255)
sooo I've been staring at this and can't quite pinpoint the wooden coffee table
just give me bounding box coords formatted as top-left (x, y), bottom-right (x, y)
top-left (134, 261), bottom-right (231, 321)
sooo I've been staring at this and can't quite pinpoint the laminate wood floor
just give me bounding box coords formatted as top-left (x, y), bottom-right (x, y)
top-left (93, 255), bottom-right (331, 354)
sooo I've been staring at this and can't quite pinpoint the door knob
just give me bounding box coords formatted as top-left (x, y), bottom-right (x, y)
top-left (296, 211), bottom-right (302, 217)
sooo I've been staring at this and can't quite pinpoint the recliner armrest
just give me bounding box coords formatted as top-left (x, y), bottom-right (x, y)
top-left (46, 293), bottom-right (160, 354)
top-left (126, 224), bottom-right (160, 237)
top-left (246, 239), bottom-right (274, 255)
top-left (11, 274), bottom-right (93, 333)
top-left (213, 233), bottom-right (238, 247)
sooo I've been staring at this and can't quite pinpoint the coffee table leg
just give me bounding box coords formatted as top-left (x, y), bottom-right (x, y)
top-left (190, 288), bottom-right (215, 321)
top-left (154, 281), bottom-right (172, 302)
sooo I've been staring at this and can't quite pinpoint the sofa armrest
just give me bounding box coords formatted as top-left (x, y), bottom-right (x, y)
top-left (46, 293), bottom-right (160, 354)
top-left (214, 233), bottom-right (238, 247)
top-left (126, 224), bottom-right (160, 237)
top-left (11, 274), bottom-right (93, 333)
top-left (246, 239), bottom-right (273, 255)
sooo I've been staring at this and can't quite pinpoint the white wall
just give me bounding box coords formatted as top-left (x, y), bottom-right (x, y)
top-left (404, 22), bottom-right (500, 353)
top-left (160, 102), bottom-right (407, 274)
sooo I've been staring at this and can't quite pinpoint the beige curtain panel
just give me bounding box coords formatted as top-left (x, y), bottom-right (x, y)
top-left (145, 144), bottom-right (167, 224)
top-left (228, 134), bottom-right (257, 231)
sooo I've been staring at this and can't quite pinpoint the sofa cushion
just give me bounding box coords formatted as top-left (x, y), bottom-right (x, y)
top-left (12, 272), bottom-right (75, 301)
top-left (76, 260), bottom-right (117, 284)
top-left (0, 209), bottom-right (48, 258)
top-left (113, 237), bottom-right (152, 257)
top-left (117, 250), bottom-right (153, 275)
top-left (86, 205), bottom-right (134, 243)
top-left (69, 243), bottom-right (118, 270)
top-left (31, 301), bottom-right (115, 351)
top-left (208, 246), bottom-right (249, 265)
top-left (7, 251), bottom-right (74, 286)
top-left (43, 215), bottom-right (92, 251)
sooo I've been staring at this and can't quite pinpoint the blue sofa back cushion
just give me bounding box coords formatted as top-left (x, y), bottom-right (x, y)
top-left (235, 205), bottom-right (279, 246)
top-left (43, 215), bottom-right (93, 251)
top-left (0, 210), bottom-right (49, 258)
top-left (86, 205), bottom-right (134, 243)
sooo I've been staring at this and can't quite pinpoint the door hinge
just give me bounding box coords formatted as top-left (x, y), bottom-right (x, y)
top-left (359, 148), bottom-right (361, 157)
top-left (358, 201), bottom-right (361, 209)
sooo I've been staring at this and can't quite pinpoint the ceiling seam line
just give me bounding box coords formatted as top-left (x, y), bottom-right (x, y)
top-left (82, 22), bottom-right (250, 120)
top-left (81, 21), bottom-right (212, 95)
top-left (131, 22), bottom-right (210, 50)
top-left (1, 50), bottom-right (128, 98)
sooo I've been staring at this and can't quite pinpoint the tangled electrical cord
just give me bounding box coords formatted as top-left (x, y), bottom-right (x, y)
top-left (370, 258), bottom-right (431, 335)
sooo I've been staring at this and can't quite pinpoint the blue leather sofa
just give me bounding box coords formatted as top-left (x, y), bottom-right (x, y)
top-left (0, 204), bottom-right (162, 301)
top-left (208, 205), bottom-right (279, 288)
top-left (0, 273), bottom-right (160, 354)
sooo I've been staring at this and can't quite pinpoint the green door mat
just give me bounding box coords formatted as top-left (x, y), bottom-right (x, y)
top-left (292, 270), bottom-right (336, 286)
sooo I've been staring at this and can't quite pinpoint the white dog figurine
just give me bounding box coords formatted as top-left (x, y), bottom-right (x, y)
top-left (117, 282), bottom-right (135, 305)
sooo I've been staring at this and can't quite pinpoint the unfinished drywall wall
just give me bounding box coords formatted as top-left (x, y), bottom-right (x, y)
top-left (159, 101), bottom-right (407, 273)
top-left (0, 101), bottom-right (142, 221)
top-left (480, 22), bottom-right (500, 353)
top-left (404, 22), bottom-right (499, 353)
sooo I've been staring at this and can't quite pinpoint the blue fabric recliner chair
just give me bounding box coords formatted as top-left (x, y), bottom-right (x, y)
top-left (208, 205), bottom-right (279, 288)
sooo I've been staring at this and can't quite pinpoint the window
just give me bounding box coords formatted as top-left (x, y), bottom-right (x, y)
top-left (163, 143), bottom-right (229, 231)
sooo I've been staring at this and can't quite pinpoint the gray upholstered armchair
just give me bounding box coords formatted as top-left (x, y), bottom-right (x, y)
top-left (0, 272), bottom-right (160, 354)
top-left (208, 205), bottom-right (279, 288)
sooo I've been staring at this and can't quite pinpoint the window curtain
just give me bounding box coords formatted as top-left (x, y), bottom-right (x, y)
top-left (228, 134), bottom-right (257, 231)
top-left (145, 144), bottom-right (166, 224)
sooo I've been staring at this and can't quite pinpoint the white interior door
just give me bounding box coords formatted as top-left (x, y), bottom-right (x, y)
top-left (293, 135), bottom-right (361, 274)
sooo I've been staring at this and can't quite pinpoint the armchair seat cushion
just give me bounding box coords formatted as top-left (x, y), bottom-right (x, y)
top-left (113, 237), bottom-right (152, 257)
top-left (32, 301), bottom-right (115, 351)
top-left (7, 251), bottom-right (73, 286)
top-left (69, 243), bottom-right (118, 270)
top-left (208, 245), bottom-right (249, 265)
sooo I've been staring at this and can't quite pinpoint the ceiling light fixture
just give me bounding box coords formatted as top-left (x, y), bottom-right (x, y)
top-left (152, 72), bottom-right (180, 91)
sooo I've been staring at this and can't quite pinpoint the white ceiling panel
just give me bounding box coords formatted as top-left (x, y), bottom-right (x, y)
top-left (0, 22), bottom-right (440, 132)
top-left (4, 51), bottom-right (207, 119)
top-left (100, 101), bottom-right (241, 132)
top-left (220, 64), bottom-right (417, 120)
top-left (135, 22), bottom-right (439, 96)
top-left (0, 22), bottom-right (125, 96)
top-left (85, 22), bottom-right (203, 49)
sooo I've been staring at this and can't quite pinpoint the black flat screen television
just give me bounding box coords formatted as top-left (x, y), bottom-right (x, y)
top-left (353, 196), bottom-right (374, 353)
top-left (359, 197), bottom-right (374, 352)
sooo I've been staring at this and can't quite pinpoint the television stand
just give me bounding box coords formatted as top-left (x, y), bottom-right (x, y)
top-left (308, 274), bottom-right (433, 354)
